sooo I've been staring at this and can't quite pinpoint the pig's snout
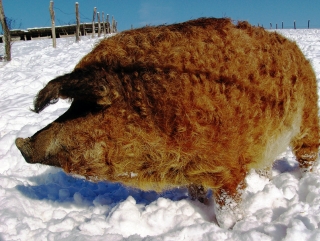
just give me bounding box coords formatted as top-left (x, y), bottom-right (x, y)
top-left (15, 137), bottom-right (34, 164)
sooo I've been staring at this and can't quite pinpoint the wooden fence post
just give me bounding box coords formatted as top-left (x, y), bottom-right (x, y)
top-left (83, 23), bottom-right (86, 36)
top-left (111, 16), bottom-right (116, 33)
top-left (106, 14), bottom-right (110, 33)
top-left (294, 20), bottom-right (296, 29)
top-left (49, 1), bottom-right (56, 48)
top-left (112, 16), bottom-right (114, 33)
top-left (97, 12), bottom-right (101, 37)
top-left (75, 2), bottom-right (80, 42)
top-left (102, 12), bottom-right (106, 37)
top-left (308, 20), bottom-right (310, 29)
top-left (0, 0), bottom-right (11, 61)
top-left (92, 7), bottom-right (96, 38)
top-left (276, 23), bottom-right (278, 29)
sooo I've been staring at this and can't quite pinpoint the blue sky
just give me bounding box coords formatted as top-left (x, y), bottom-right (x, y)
top-left (2, 0), bottom-right (320, 31)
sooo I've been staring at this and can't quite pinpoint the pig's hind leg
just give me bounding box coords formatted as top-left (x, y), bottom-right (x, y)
top-left (291, 103), bottom-right (320, 172)
top-left (290, 74), bottom-right (319, 172)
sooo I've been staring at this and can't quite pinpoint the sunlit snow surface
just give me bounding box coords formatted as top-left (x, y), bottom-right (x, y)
top-left (1, 30), bottom-right (320, 240)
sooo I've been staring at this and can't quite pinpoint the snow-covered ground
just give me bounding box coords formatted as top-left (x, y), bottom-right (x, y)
top-left (1, 30), bottom-right (320, 241)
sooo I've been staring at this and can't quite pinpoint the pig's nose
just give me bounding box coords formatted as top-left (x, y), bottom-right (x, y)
top-left (15, 137), bottom-right (34, 163)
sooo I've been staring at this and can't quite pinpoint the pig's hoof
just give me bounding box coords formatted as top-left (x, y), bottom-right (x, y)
top-left (214, 198), bottom-right (243, 229)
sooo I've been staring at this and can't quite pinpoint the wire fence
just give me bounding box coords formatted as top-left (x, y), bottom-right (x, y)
top-left (257, 20), bottom-right (320, 30)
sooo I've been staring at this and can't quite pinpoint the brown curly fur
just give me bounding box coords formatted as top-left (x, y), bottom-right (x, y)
top-left (16, 18), bottom-right (319, 208)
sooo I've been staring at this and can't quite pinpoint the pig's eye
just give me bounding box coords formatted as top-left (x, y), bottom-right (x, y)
top-left (99, 86), bottom-right (106, 91)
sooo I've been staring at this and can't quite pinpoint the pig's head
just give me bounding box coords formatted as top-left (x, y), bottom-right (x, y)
top-left (15, 124), bottom-right (63, 167)
top-left (15, 100), bottom-right (100, 166)
top-left (15, 65), bottom-right (125, 170)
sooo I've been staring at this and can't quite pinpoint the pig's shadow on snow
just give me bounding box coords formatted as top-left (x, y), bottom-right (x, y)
top-left (272, 156), bottom-right (299, 174)
top-left (16, 157), bottom-right (297, 212)
top-left (16, 168), bottom-right (191, 207)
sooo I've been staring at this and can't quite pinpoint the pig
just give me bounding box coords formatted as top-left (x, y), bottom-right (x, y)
top-left (15, 18), bottom-right (319, 228)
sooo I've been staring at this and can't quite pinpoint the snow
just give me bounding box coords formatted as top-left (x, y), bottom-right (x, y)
top-left (1, 30), bottom-right (320, 240)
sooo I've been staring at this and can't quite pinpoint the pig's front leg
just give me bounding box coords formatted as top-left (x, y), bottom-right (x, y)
top-left (188, 184), bottom-right (209, 204)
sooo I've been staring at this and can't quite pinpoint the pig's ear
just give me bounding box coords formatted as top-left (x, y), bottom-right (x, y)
top-left (32, 67), bottom-right (118, 113)
top-left (32, 79), bottom-right (61, 113)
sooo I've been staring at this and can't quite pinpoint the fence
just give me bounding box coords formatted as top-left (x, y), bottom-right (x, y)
top-left (1, 18), bottom-right (317, 44)
top-left (257, 20), bottom-right (319, 29)
top-left (0, 21), bottom-right (116, 43)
